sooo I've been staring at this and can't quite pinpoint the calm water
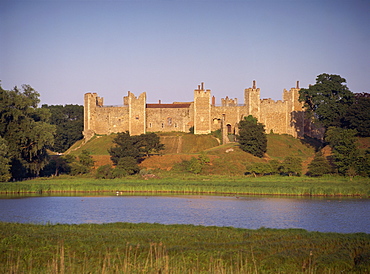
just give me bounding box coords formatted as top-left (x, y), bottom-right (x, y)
top-left (0, 195), bottom-right (369, 233)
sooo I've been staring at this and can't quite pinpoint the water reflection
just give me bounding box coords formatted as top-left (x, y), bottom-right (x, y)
top-left (0, 195), bottom-right (369, 233)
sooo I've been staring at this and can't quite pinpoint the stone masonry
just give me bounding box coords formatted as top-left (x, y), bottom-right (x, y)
top-left (83, 81), bottom-right (320, 142)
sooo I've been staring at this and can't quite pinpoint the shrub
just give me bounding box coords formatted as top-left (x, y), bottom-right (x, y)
top-left (95, 165), bottom-right (114, 179)
top-left (307, 152), bottom-right (332, 177)
top-left (113, 157), bottom-right (140, 177)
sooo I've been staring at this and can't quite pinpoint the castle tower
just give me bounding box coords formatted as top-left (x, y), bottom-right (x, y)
top-left (244, 80), bottom-right (261, 120)
top-left (83, 92), bottom-right (100, 141)
top-left (193, 82), bottom-right (211, 134)
top-left (125, 91), bottom-right (147, 136)
top-left (283, 81), bottom-right (304, 137)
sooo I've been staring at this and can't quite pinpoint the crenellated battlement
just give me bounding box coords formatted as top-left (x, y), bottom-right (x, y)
top-left (221, 96), bottom-right (238, 106)
top-left (83, 80), bottom-right (318, 141)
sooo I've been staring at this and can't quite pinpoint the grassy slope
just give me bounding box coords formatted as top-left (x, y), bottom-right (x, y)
top-left (65, 134), bottom-right (370, 175)
top-left (67, 133), bottom-right (317, 175)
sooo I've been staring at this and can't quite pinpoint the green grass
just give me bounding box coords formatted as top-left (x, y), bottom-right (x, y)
top-left (266, 133), bottom-right (315, 161)
top-left (68, 134), bottom-right (117, 156)
top-left (1, 222), bottom-right (369, 273)
top-left (1, 175), bottom-right (369, 197)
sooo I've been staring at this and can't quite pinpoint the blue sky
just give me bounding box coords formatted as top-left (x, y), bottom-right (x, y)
top-left (1, 0), bottom-right (369, 106)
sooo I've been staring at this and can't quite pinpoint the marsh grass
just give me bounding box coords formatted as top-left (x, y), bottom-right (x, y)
top-left (0, 222), bottom-right (369, 273)
top-left (1, 175), bottom-right (369, 197)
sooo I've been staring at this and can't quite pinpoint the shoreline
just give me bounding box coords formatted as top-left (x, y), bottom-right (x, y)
top-left (1, 175), bottom-right (369, 198)
top-left (0, 189), bottom-right (367, 198)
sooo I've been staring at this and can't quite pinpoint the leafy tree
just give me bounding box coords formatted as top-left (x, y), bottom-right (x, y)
top-left (269, 160), bottom-right (282, 175)
top-left (42, 104), bottom-right (84, 152)
top-left (0, 84), bottom-right (56, 179)
top-left (138, 132), bottom-right (165, 157)
top-left (343, 93), bottom-right (370, 137)
top-left (245, 162), bottom-right (272, 177)
top-left (112, 157), bottom-right (140, 177)
top-left (307, 152), bottom-right (332, 177)
top-left (109, 132), bottom-right (164, 165)
top-left (325, 127), bottom-right (359, 175)
top-left (79, 150), bottom-right (95, 168)
top-left (69, 150), bottom-right (94, 176)
top-left (109, 132), bottom-right (142, 165)
top-left (237, 115), bottom-right (267, 158)
top-left (185, 153), bottom-right (210, 174)
top-left (355, 149), bottom-right (370, 177)
top-left (0, 136), bottom-right (11, 182)
top-left (280, 157), bottom-right (302, 176)
top-left (40, 155), bottom-right (72, 177)
top-left (186, 157), bottom-right (203, 174)
top-left (299, 73), bottom-right (354, 129)
top-left (96, 165), bottom-right (114, 179)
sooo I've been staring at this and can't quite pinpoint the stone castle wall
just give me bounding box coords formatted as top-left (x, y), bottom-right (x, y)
top-left (83, 81), bottom-right (313, 141)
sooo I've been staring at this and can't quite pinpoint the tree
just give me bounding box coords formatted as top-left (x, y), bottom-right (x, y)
top-left (269, 160), bottom-right (282, 175)
top-left (42, 104), bottom-right (84, 152)
top-left (307, 152), bottom-right (332, 177)
top-left (0, 136), bottom-right (11, 182)
top-left (343, 93), bottom-right (370, 137)
top-left (237, 115), bottom-right (267, 158)
top-left (299, 73), bottom-right (354, 129)
top-left (325, 127), bottom-right (359, 175)
top-left (112, 157), bottom-right (140, 177)
top-left (41, 155), bottom-right (72, 177)
top-left (69, 150), bottom-right (94, 176)
top-left (109, 132), bottom-right (164, 165)
top-left (0, 84), bottom-right (56, 179)
top-left (355, 149), bottom-right (370, 177)
top-left (109, 132), bottom-right (142, 165)
top-left (137, 132), bottom-right (165, 157)
top-left (182, 152), bottom-right (210, 174)
top-left (280, 157), bottom-right (302, 176)
top-left (96, 165), bottom-right (114, 179)
top-left (245, 162), bottom-right (272, 177)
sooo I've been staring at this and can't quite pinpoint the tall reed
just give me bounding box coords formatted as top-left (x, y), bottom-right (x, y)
top-left (1, 222), bottom-right (369, 273)
top-left (1, 175), bottom-right (369, 197)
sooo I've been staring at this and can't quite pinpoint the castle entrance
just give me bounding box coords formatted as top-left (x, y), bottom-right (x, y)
top-left (226, 124), bottom-right (232, 134)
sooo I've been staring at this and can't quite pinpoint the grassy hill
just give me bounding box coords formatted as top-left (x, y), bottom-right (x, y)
top-left (66, 132), bottom-right (318, 175)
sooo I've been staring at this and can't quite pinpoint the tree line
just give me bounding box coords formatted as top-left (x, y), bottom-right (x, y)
top-left (0, 84), bottom-right (84, 181)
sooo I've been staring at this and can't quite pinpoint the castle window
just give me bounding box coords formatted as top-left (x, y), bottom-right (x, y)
top-left (161, 123), bottom-right (164, 128)
top-left (167, 117), bottom-right (172, 126)
top-left (149, 122), bottom-right (152, 128)
top-left (174, 123), bottom-right (177, 128)
top-left (135, 115), bottom-right (139, 120)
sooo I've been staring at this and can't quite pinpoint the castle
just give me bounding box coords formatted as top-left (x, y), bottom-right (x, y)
top-left (83, 81), bottom-right (317, 142)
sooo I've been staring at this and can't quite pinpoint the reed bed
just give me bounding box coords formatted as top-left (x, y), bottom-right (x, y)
top-left (0, 222), bottom-right (369, 273)
top-left (0, 175), bottom-right (369, 197)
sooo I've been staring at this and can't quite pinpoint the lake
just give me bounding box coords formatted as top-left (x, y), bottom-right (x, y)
top-left (0, 195), bottom-right (369, 233)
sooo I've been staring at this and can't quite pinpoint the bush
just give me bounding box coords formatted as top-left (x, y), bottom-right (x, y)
top-left (280, 157), bottom-right (302, 176)
top-left (307, 152), bottom-right (332, 177)
top-left (114, 157), bottom-right (140, 177)
top-left (184, 153), bottom-right (210, 174)
top-left (95, 165), bottom-right (114, 179)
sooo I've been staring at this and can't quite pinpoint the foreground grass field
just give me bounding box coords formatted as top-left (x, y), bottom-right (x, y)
top-left (1, 222), bottom-right (369, 273)
top-left (1, 175), bottom-right (369, 197)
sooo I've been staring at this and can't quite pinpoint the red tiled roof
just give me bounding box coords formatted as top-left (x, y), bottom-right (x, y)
top-left (146, 103), bottom-right (191, 108)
